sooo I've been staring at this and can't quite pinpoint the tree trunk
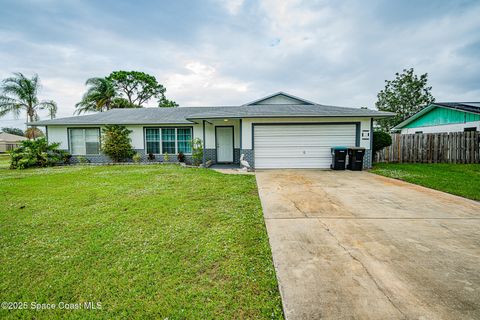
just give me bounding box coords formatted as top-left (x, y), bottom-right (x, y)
top-left (27, 110), bottom-right (35, 140)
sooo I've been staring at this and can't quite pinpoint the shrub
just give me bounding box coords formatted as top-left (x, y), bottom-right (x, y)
top-left (133, 153), bottom-right (142, 163)
top-left (9, 138), bottom-right (71, 169)
top-left (373, 130), bottom-right (392, 155)
top-left (77, 156), bottom-right (90, 164)
top-left (177, 152), bottom-right (185, 163)
top-left (192, 138), bottom-right (203, 166)
top-left (101, 125), bottom-right (135, 162)
top-left (163, 152), bottom-right (170, 162)
top-left (148, 153), bottom-right (155, 161)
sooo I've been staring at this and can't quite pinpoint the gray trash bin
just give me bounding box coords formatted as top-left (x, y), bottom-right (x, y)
top-left (347, 147), bottom-right (365, 171)
top-left (331, 147), bottom-right (348, 170)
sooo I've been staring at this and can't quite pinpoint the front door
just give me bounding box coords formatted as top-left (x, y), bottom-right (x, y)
top-left (216, 126), bottom-right (234, 163)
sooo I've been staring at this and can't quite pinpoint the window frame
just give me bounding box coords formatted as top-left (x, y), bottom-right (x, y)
top-left (143, 126), bottom-right (193, 155)
top-left (67, 127), bottom-right (101, 155)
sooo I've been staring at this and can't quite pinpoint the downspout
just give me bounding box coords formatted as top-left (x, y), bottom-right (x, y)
top-left (202, 120), bottom-right (206, 167)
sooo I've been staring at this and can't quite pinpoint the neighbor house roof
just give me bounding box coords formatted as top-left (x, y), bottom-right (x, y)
top-left (30, 93), bottom-right (394, 126)
top-left (0, 132), bottom-right (28, 142)
top-left (393, 102), bottom-right (480, 130)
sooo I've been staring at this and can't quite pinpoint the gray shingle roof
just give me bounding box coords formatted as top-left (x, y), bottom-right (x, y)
top-left (30, 104), bottom-right (394, 126)
top-left (434, 102), bottom-right (480, 114)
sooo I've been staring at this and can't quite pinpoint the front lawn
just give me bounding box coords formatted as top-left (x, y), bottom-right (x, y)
top-left (371, 163), bottom-right (480, 201)
top-left (0, 164), bottom-right (283, 319)
top-left (0, 154), bottom-right (9, 169)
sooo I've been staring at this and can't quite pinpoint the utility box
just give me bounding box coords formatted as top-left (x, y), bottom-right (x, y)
top-left (347, 147), bottom-right (365, 171)
top-left (330, 147), bottom-right (348, 170)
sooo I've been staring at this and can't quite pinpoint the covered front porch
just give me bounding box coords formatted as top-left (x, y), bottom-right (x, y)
top-left (195, 118), bottom-right (243, 167)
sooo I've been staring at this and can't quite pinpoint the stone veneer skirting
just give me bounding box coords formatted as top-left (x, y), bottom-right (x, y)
top-left (363, 149), bottom-right (372, 169)
top-left (65, 148), bottom-right (370, 170)
top-left (203, 148), bottom-right (240, 164)
top-left (68, 149), bottom-right (193, 165)
top-left (67, 148), bottom-right (242, 166)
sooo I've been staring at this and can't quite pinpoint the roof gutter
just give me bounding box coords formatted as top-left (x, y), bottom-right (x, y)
top-left (186, 113), bottom-right (395, 121)
top-left (27, 121), bottom-right (195, 126)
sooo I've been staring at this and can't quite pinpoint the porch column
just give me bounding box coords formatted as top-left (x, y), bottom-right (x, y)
top-left (202, 120), bottom-right (206, 166)
top-left (239, 119), bottom-right (242, 150)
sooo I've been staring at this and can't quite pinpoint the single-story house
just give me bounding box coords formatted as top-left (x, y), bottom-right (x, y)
top-left (394, 102), bottom-right (480, 134)
top-left (0, 132), bottom-right (28, 153)
top-left (30, 92), bottom-right (393, 169)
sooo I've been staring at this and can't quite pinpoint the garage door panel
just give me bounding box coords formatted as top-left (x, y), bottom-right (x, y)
top-left (255, 135), bottom-right (356, 144)
top-left (254, 124), bottom-right (357, 169)
top-left (255, 157), bottom-right (334, 169)
top-left (255, 146), bottom-right (335, 157)
top-left (255, 137), bottom-right (356, 146)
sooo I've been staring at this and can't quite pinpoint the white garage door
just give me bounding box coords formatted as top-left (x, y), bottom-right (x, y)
top-left (254, 124), bottom-right (357, 169)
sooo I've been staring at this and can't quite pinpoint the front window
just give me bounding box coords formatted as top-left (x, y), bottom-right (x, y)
top-left (145, 128), bottom-right (160, 154)
top-left (69, 128), bottom-right (100, 154)
top-left (145, 127), bottom-right (192, 154)
top-left (162, 128), bottom-right (176, 154)
top-left (177, 128), bottom-right (192, 154)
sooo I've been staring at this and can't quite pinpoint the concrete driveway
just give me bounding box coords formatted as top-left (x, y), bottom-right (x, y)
top-left (256, 170), bottom-right (480, 320)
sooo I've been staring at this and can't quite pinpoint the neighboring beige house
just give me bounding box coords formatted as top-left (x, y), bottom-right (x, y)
top-left (0, 132), bottom-right (28, 153)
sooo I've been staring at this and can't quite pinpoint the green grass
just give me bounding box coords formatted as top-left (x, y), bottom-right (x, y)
top-left (371, 163), bottom-right (480, 201)
top-left (0, 154), bottom-right (10, 169)
top-left (0, 164), bottom-right (283, 319)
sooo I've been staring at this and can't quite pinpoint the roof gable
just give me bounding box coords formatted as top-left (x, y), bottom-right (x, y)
top-left (244, 92), bottom-right (315, 105)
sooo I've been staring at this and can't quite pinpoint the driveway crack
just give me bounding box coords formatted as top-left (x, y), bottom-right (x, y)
top-left (317, 219), bottom-right (407, 319)
top-left (291, 200), bottom-right (308, 217)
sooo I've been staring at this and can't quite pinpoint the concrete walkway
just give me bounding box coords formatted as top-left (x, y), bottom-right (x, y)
top-left (256, 170), bottom-right (480, 320)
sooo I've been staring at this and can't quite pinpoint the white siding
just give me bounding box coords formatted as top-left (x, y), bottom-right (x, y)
top-left (47, 126), bottom-right (69, 149)
top-left (199, 119), bottom-right (240, 149)
top-left (400, 121), bottom-right (480, 134)
top-left (46, 117), bottom-right (372, 157)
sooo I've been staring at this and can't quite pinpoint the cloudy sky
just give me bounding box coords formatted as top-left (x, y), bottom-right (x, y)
top-left (1, 0), bottom-right (479, 129)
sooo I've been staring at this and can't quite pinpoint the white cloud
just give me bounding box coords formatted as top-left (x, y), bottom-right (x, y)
top-left (216, 0), bottom-right (244, 15)
top-left (165, 61), bottom-right (250, 106)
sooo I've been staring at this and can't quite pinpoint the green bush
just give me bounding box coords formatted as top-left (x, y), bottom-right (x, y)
top-left (9, 138), bottom-right (71, 169)
top-left (192, 138), bottom-right (203, 166)
top-left (163, 152), bottom-right (170, 162)
top-left (132, 153), bottom-right (142, 163)
top-left (101, 125), bottom-right (135, 162)
top-left (373, 130), bottom-right (392, 154)
top-left (77, 156), bottom-right (90, 164)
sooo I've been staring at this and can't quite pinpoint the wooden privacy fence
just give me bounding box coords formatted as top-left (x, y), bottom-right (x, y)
top-left (376, 132), bottom-right (480, 164)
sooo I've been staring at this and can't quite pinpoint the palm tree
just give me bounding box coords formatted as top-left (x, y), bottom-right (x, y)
top-left (75, 77), bottom-right (118, 114)
top-left (0, 73), bottom-right (57, 124)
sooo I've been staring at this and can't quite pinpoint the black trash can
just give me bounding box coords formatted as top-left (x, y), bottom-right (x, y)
top-left (330, 147), bottom-right (348, 170)
top-left (347, 147), bottom-right (365, 171)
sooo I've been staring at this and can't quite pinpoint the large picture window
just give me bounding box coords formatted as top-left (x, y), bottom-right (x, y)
top-left (177, 128), bottom-right (192, 154)
top-left (145, 127), bottom-right (192, 154)
top-left (162, 128), bottom-right (176, 154)
top-left (145, 128), bottom-right (160, 154)
top-left (69, 128), bottom-right (100, 155)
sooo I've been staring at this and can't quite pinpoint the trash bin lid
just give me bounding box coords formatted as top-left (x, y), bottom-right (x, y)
top-left (348, 147), bottom-right (365, 150)
top-left (331, 146), bottom-right (348, 150)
